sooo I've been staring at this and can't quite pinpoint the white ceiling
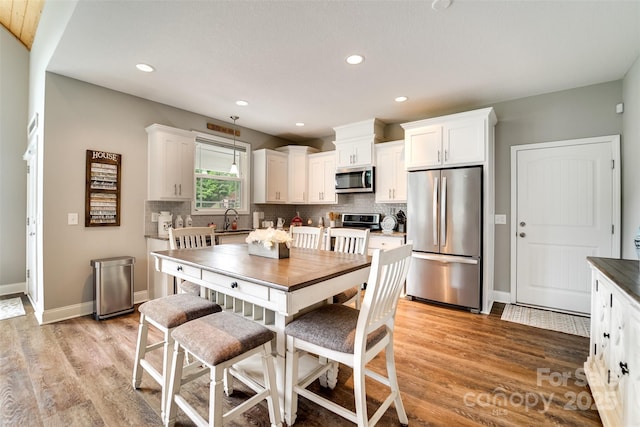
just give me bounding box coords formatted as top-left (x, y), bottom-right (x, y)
top-left (46, 0), bottom-right (640, 142)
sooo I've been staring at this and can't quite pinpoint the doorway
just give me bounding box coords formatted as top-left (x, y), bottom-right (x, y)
top-left (510, 135), bottom-right (620, 314)
top-left (23, 125), bottom-right (42, 319)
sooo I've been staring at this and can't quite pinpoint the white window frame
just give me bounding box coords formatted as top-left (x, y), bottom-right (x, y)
top-left (192, 131), bottom-right (251, 215)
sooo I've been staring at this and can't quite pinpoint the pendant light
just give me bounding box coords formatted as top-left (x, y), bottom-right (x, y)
top-left (229, 115), bottom-right (239, 176)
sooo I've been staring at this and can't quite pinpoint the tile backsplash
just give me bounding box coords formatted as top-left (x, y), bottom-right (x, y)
top-left (144, 194), bottom-right (406, 235)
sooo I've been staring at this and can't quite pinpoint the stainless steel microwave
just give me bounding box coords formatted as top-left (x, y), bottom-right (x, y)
top-left (335, 166), bottom-right (374, 193)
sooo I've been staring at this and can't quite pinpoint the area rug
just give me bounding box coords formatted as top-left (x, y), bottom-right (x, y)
top-left (501, 304), bottom-right (590, 338)
top-left (0, 297), bottom-right (26, 321)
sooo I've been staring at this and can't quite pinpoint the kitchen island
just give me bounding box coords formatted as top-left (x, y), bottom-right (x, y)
top-left (151, 243), bottom-right (371, 421)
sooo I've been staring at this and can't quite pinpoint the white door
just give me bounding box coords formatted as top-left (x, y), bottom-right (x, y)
top-left (512, 136), bottom-right (620, 314)
top-left (23, 136), bottom-right (39, 309)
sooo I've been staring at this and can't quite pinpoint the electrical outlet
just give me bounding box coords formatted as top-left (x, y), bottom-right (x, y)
top-left (151, 212), bottom-right (160, 222)
top-left (68, 213), bottom-right (79, 225)
top-left (495, 214), bottom-right (507, 225)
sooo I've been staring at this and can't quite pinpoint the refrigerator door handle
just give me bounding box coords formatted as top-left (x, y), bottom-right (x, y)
top-left (440, 176), bottom-right (447, 246)
top-left (411, 252), bottom-right (479, 265)
top-left (433, 177), bottom-right (439, 245)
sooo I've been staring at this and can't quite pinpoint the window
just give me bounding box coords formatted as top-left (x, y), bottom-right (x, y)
top-left (193, 134), bottom-right (250, 214)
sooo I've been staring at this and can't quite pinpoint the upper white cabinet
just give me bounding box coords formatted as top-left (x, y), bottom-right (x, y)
top-left (307, 151), bottom-right (337, 204)
top-left (401, 107), bottom-right (497, 170)
top-left (374, 140), bottom-right (407, 203)
top-left (333, 118), bottom-right (385, 168)
top-left (585, 258), bottom-right (640, 427)
top-left (276, 145), bottom-right (319, 204)
top-left (253, 149), bottom-right (288, 204)
top-left (146, 124), bottom-right (195, 200)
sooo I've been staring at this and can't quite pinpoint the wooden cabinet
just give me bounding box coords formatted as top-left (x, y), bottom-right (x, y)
top-left (276, 145), bottom-right (319, 204)
top-left (146, 124), bottom-right (195, 200)
top-left (368, 233), bottom-right (405, 256)
top-left (374, 140), bottom-right (407, 203)
top-left (253, 149), bottom-right (288, 204)
top-left (402, 108), bottom-right (495, 170)
top-left (585, 258), bottom-right (640, 427)
top-left (307, 151), bottom-right (336, 204)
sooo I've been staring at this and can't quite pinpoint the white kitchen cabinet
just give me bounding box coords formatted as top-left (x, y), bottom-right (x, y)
top-left (146, 124), bottom-right (195, 200)
top-left (335, 137), bottom-right (374, 168)
top-left (374, 140), bottom-right (407, 203)
top-left (368, 233), bottom-right (405, 256)
top-left (307, 151), bottom-right (337, 204)
top-left (253, 149), bottom-right (288, 204)
top-left (402, 107), bottom-right (496, 170)
top-left (146, 237), bottom-right (172, 299)
top-left (333, 118), bottom-right (384, 168)
top-left (276, 145), bottom-right (319, 204)
top-left (585, 258), bottom-right (640, 427)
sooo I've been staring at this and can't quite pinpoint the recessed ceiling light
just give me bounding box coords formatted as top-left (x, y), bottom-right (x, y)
top-left (135, 63), bottom-right (155, 72)
top-left (346, 54), bottom-right (364, 65)
top-left (295, 122), bottom-right (305, 127)
top-left (432, 0), bottom-right (452, 11)
top-left (236, 100), bottom-right (249, 106)
top-left (395, 96), bottom-right (408, 103)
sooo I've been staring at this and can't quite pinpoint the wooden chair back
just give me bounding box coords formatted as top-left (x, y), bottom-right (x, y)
top-left (169, 227), bottom-right (215, 250)
top-left (327, 227), bottom-right (370, 255)
top-left (290, 226), bottom-right (324, 250)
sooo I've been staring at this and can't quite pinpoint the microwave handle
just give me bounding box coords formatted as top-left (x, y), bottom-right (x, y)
top-left (362, 171), bottom-right (366, 188)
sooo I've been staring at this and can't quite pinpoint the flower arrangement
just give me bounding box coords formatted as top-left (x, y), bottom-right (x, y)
top-left (245, 227), bottom-right (293, 249)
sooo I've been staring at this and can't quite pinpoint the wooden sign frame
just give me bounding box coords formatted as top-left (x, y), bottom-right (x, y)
top-left (85, 150), bottom-right (121, 226)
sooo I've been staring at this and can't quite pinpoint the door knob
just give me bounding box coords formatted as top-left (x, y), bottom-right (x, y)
top-left (519, 232), bottom-right (526, 238)
top-left (520, 221), bottom-right (526, 227)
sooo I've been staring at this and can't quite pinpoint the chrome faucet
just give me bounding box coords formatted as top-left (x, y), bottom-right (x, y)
top-left (223, 208), bottom-right (239, 230)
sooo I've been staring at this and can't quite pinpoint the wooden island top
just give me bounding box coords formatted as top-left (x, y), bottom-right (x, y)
top-left (587, 256), bottom-right (640, 304)
top-left (152, 243), bottom-right (371, 292)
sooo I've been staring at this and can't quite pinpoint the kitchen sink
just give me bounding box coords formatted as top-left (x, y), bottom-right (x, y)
top-left (215, 228), bottom-right (253, 234)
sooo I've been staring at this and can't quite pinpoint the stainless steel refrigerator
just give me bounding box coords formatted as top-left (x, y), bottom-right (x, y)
top-left (406, 166), bottom-right (482, 311)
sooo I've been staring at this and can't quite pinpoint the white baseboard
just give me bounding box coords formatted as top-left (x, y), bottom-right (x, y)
top-left (492, 290), bottom-right (511, 304)
top-left (38, 289), bottom-right (149, 325)
top-left (0, 282), bottom-right (26, 296)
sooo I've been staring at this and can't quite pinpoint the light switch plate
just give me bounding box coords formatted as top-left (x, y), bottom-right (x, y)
top-left (68, 213), bottom-right (79, 225)
top-left (495, 214), bottom-right (507, 225)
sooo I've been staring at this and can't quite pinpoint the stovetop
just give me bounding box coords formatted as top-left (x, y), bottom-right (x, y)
top-left (341, 213), bottom-right (381, 230)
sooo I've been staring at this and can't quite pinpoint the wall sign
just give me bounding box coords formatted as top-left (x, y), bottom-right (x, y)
top-left (85, 149), bottom-right (121, 226)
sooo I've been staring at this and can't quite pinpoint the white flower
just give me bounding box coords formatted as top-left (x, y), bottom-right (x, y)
top-left (245, 227), bottom-right (293, 248)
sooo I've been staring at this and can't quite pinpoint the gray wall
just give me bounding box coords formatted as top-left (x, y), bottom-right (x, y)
top-left (387, 80), bottom-right (624, 293)
top-left (622, 54), bottom-right (640, 260)
top-left (491, 81), bottom-right (623, 292)
top-left (42, 73), bottom-right (291, 310)
top-left (0, 26), bottom-right (28, 291)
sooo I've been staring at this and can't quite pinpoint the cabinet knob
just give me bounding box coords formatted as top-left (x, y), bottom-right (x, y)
top-left (177, 265), bottom-right (183, 272)
top-left (520, 221), bottom-right (526, 227)
top-left (519, 232), bottom-right (526, 238)
top-left (231, 281), bottom-right (238, 289)
top-left (603, 332), bottom-right (610, 339)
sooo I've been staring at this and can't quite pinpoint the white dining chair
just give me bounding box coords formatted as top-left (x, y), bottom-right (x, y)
top-left (284, 243), bottom-right (413, 427)
top-left (326, 227), bottom-right (370, 309)
top-left (290, 225), bottom-right (324, 250)
top-left (168, 227), bottom-right (215, 297)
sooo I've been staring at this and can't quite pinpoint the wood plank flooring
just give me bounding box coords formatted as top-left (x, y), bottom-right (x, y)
top-left (0, 294), bottom-right (602, 426)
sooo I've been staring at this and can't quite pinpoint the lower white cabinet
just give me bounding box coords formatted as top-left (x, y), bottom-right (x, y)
top-left (585, 258), bottom-right (639, 427)
top-left (368, 234), bottom-right (405, 256)
top-left (146, 238), bottom-right (172, 299)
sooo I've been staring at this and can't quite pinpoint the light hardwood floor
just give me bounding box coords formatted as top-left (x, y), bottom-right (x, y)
top-left (0, 294), bottom-right (602, 426)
